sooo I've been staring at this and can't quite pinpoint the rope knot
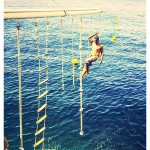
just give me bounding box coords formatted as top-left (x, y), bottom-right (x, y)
top-left (79, 88), bottom-right (83, 92)
top-left (34, 22), bottom-right (37, 27)
top-left (17, 21), bottom-right (20, 30)
top-left (79, 44), bottom-right (82, 49)
top-left (79, 108), bottom-right (83, 112)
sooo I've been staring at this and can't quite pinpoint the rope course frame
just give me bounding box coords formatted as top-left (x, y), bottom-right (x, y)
top-left (4, 9), bottom-right (104, 149)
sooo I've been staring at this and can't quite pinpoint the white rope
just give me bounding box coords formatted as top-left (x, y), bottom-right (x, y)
top-left (115, 15), bottom-right (119, 33)
top-left (34, 19), bottom-right (44, 150)
top-left (72, 17), bottom-right (75, 86)
top-left (87, 17), bottom-right (90, 56)
top-left (42, 18), bottom-right (49, 149)
top-left (88, 16), bottom-right (93, 56)
top-left (45, 18), bottom-right (49, 105)
top-left (17, 20), bottom-right (24, 150)
top-left (60, 18), bottom-right (65, 90)
top-left (34, 18), bottom-right (41, 150)
top-left (102, 14), bottom-right (118, 49)
top-left (91, 16), bottom-right (93, 34)
top-left (99, 12), bottom-right (101, 23)
top-left (79, 17), bottom-right (84, 136)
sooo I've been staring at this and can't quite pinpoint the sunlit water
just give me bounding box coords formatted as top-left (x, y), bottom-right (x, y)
top-left (4, 0), bottom-right (146, 149)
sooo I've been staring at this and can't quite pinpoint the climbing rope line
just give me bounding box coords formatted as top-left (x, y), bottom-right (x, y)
top-left (90, 16), bottom-right (93, 34)
top-left (60, 18), bottom-right (65, 91)
top-left (34, 18), bottom-right (48, 149)
top-left (79, 17), bottom-right (84, 136)
top-left (98, 12), bottom-right (101, 34)
top-left (45, 18), bottom-right (49, 104)
top-left (101, 15), bottom-right (119, 51)
top-left (97, 13), bottom-right (110, 49)
top-left (112, 15), bottom-right (119, 40)
top-left (34, 19), bottom-right (41, 150)
top-left (17, 20), bottom-right (24, 150)
top-left (110, 15), bottom-right (119, 48)
top-left (42, 18), bottom-right (49, 149)
top-left (88, 16), bottom-right (93, 55)
top-left (72, 17), bottom-right (75, 86)
top-left (115, 15), bottom-right (119, 32)
top-left (87, 17), bottom-right (90, 56)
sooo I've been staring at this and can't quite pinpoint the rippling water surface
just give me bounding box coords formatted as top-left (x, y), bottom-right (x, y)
top-left (4, 0), bottom-right (146, 149)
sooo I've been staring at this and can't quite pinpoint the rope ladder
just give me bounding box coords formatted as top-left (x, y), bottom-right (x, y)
top-left (34, 19), bottom-right (49, 149)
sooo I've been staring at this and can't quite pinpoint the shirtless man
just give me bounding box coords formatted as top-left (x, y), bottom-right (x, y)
top-left (81, 32), bottom-right (104, 78)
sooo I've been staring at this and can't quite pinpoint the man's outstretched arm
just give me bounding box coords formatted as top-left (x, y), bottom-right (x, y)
top-left (88, 32), bottom-right (99, 44)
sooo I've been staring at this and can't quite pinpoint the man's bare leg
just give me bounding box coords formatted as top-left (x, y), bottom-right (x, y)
top-left (81, 63), bottom-right (90, 78)
top-left (81, 66), bottom-right (87, 78)
top-left (86, 63), bottom-right (89, 74)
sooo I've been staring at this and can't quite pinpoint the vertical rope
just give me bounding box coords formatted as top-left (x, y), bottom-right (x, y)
top-left (87, 21), bottom-right (90, 57)
top-left (98, 13), bottom-right (101, 34)
top-left (88, 16), bottom-right (93, 56)
top-left (115, 15), bottom-right (119, 33)
top-left (45, 17), bottom-right (49, 123)
top-left (79, 17), bottom-right (84, 136)
top-left (91, 16), bottom-right (93, 34)
top-left (111, 15), bottom-right (118, 43)
top-left (99, 13), bottom-right (101, 23)
top-left (34, 19), bottom-right (41, 150)
top-left (42, 18), bottom-right (49, 149)
top-left (72, 17), bottom-right (75, 86)
top-left (17, 20), bottom-right (24, 150)
top-left (60, 18), bottom-right (65, 90)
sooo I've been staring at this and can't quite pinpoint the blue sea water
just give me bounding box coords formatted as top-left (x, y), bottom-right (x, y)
top-left (4, 0), bottom-right (146, 150)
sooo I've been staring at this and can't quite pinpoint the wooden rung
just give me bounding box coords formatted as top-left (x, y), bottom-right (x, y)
top-left (34, 137), bottom-right (44, 148)
top-left (38, 90), bottom-right (48, 99)
top-left (38, 79), bottom-right (48, 86)
top-left (35, 127), bottom-right (46, 136)
top-left (38, 65), bottom-right (48, 72)
top-left (42, 65), bottom-right (48, 70)
top-left (36, 115), bottom-right (47, 124)
top-left (38, 54), bottom-right (45, 58)
top-left (37, 103), bottom-right (47, 113)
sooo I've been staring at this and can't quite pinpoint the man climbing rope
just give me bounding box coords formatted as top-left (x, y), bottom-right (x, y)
top-left (81, 32), bottom-right (104, 78)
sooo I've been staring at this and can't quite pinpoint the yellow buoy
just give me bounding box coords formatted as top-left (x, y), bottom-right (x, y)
top-left (111, 35), bottom-right (117, 42)
top-left (72, 59), bottom-right (78, 65)
top-left (116, 28), bottom-right (119, 31)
